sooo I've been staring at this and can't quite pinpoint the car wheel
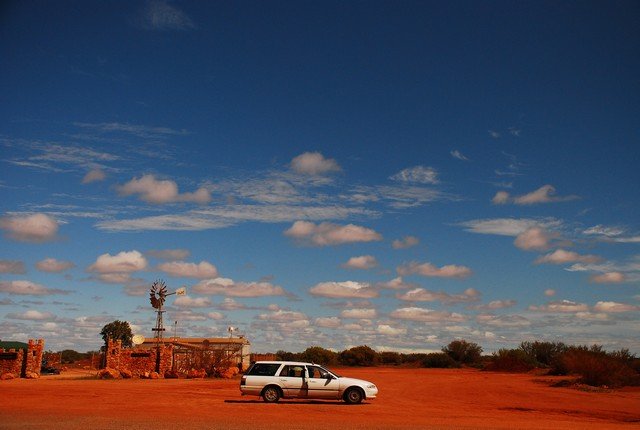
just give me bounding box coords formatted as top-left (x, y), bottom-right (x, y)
top-left (344, 387), bottom-right (363, 404)
top-left (262, 386), bottom-right (281, 403)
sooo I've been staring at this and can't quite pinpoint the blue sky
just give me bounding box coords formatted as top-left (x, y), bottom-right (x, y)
top-left (1, 0), bottom-right (639, 353)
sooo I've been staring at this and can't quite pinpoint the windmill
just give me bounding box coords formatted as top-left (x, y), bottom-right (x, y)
top-left (150, 280), bottom-right (186, 347)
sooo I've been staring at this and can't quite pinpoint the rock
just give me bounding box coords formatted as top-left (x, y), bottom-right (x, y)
top-left (149, 371), bottom-right (160, 379)
top-left (120, 369), bottom-right (133, 379)
top-left (98, 368), bottom-right (121, 379)
top-left (25, 372), bottom-right (40, 379)
top-left (164, 370), bottom-right (179, 379)
top-left (0, 373), bottom-right (16, 380)
top-left (219, 367), bottom-right (239, 379)
top-left (187, 368), bottom-right (207, 379)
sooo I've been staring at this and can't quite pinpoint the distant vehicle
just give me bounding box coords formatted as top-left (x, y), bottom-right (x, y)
top-left (240, 361), bottom-right (378, 404)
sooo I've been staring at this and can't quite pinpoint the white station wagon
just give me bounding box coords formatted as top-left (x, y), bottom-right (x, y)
top-left (240, 361), bottom-right (378, 404)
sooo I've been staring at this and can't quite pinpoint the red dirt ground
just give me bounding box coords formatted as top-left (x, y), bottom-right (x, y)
top-left (2, 367), bottom-right (639, 429)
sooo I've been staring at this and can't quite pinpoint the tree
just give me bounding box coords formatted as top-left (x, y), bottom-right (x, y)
top-left (442, 339), bottom-right (483, 365)
top-left (100, 320), bottom-right (133, 348)
top-left (338, 345), bottom-right (378, 366)
top-left (300, 346), bottom-right (337, 365)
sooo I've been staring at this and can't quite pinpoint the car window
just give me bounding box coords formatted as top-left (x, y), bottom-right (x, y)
top-left (279, 365), bottom-right (305, 377)
top-left (307, 365), bottom-right (330, 379)
top-left (247, 363), bottom-right (281, 376)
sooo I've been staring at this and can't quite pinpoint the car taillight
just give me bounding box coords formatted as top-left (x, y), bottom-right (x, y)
top-left (240, 376), bottom-right (246, 386)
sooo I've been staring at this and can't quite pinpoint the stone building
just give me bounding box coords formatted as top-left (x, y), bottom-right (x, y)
top-left (0, 339), bottom-right (44, 379)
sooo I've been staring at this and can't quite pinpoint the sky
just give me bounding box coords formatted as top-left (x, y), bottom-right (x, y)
top-left (1, 0), bottom-right (639, 354)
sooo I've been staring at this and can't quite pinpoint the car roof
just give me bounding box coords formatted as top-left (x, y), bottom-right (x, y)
top-left (253, 361), bottom-right (319, 366)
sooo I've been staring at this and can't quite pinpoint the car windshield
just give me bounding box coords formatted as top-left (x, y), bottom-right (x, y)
top-left (322, 366), bottom-right (341, 378)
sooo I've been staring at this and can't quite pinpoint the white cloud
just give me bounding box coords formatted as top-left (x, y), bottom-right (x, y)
top-left (492, 191), bottom-right (510, 205)
top-left (341, 255), bottom-right (378, 270)
top-left (0, 280), bottom-right (69, 296)
top-left (98, 273), bottom-right (135, 284)
top-left (74, 122), bottom-right (188, 138)
top-left (389, 307), bottom-right (466, 323)
top-left (514, 185), bottom-right (578, 205)
top-left (376, 324), bottom-right (407, 336)
top-left (468, 300), bottom-right (516, 310)
top-left (397, 287), bottom-right (480, 304)
top-left (36, 258), bottom-right (75, 273)
top-left (459, 218), bottom-right (561, 237)
top-left (88, 250), bottom-right (148, 274)
top-left (575, 312), bottom-right (609, 321)
top-left (82, 168), bottom-right (106, 184)
top-left (217, 298), bottom-right (247, 310)
top-left (97, 204), bottom-right (378, 232)
top-left (593, 301), bottom-right (640, 313)
top-left (142, 0), bottom-right (196, 31)
top-left (7, 310), bottom-right (55, 321)
top-left (450, 150), bottom-right (469, 161)
top-left (375, 277), bottom-right (414, 290)
top-left (117, 174), bottom-right (211, 204)
top-left (0, 260), bottom-right (26, 274)
top-left (173, 295), bottom-right (212, 308)
top-left (193, 278), bottom-right (286, 297)
top-left (390, 166), bottom-right (439, 184)
top-left (590, 272), bottom-right (626, 284)
top-left (158, 261), bottom-right (218, 279)
top-left (124, 284), bottom-right (149, 297)
top-left (340, 308), bottom-right (377, 319)
top-left (0, 213), bottom-right (59, 243)
top-left (392, 236), bottom-right (419, 249)
top-left (207, 312), bottom-right (225, 320)
top-left (290, 152), bottom-right (341, 175)
top-left (309, 281), bottom-right (378, 299)
top-left (146, 249), bottom-right (191, 260)
top-left (544, 289), bottom-right (556, 297)
top-left (476, 314), bottom-right (530, 327)
top-left (535, 249), bottom-right (601, 265)
top-left (314, 317), bottom-right (341, 328)
top-left (514, 227), bottom-right (555, 251)
top-left (397, 261), bottom-right (472, 279)
top-left (583, 225), bottom-right (626, 238)
top-left (528, 300), bottom-right (589, 313)
top-left (284, 221), bottom-right (382, 246)
top-left (259, 310), bottom-right (308, 322)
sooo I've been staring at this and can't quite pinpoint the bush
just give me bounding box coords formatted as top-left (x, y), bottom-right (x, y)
top-left (422, 352), bottom-right (460, 368)
top-left (485, 349), bottom-right (536, 372)
top-left (442, 340), bottom-right (483, 365)
top-left (275, 350), bottom-right (300, 361)
top-left (519, 341), bottom-right (567, 367)
top-left (299, 346), bottom-right (337, 365)
top-left (378, 351), bottom-right (403, 365)
top-left (338, 345), bottom-right (378, 366)
top-left (557, 347), bottom-right (640, 387)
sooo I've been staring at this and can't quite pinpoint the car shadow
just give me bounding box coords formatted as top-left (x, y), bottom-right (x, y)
top-left (224, 399), bottom-right (368, 406)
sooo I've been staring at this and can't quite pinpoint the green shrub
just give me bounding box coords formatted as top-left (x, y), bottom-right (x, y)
top-left (442, 339), bottom-right (483, 365)
top-left (485, 348), bottom-right (536, 372)
top-left (378, 351), bottom-right (403, 365)
top-left (519, 341), bottom-right (567, 367)
top-left (338, 345), bottom-right (378, 366)
top-left (422, 352), bottom-right (460, 368)
top-left (299, 346), bottom-right (337, 365)
top-left (558, 347), bottom-right (640, 387)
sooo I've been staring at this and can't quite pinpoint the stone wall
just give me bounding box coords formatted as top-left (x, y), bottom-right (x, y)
top-left (106, 339), bottom-right (173, 377)
top-left (0, 339), bottom-right (44, 379)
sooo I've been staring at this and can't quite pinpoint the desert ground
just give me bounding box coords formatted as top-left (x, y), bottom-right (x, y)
top-left (1, 367), bottom-right (639, 429)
